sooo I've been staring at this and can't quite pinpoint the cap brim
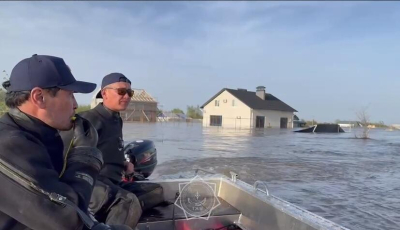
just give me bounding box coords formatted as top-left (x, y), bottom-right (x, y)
top-left (59, 81), bottom-right (97, 94)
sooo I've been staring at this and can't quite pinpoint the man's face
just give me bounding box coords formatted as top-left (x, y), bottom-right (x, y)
top-left (102, 82), bottom-right (132, 112)
top-left (44, 89), bottom-right (77, 131)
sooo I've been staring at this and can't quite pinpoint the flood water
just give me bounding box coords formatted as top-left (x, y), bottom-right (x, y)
top-left (123, 122), bottom-right (400, 230)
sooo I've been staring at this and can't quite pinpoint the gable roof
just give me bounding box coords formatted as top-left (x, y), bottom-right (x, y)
top-left (201, 88), bottom-right (297, 112)
top-left (130, 89), bottom-right (157, 103)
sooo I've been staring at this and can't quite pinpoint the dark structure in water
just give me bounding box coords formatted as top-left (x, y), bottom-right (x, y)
top-left (295, 124), bottom-right (345, 133)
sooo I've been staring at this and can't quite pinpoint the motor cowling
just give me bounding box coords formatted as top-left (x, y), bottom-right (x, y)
top-left (124, 140), bottom-right (157, 179)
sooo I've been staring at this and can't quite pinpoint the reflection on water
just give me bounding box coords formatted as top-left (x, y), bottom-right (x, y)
top-left (123, 122), bottom-right (400, 230)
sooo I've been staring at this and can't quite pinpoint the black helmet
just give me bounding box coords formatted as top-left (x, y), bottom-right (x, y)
top-left (124, 140), bottom-right (157, 178)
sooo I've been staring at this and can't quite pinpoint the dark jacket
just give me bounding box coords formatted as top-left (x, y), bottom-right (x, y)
top-left (0, 109), bottom-right (97, 230)
top-left (79, 103), bottom-right (125, 183)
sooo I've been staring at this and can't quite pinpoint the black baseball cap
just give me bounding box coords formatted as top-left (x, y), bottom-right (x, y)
top-left (101, 73), bottom-right (131, 89)
top-left (8, 54), bottom-right (96, 93)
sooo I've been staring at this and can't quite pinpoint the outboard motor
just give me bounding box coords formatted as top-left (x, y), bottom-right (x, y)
top-left (123, 140), bottom-right (165, 211)
top-left (124, 140), bottom-right (157, 180)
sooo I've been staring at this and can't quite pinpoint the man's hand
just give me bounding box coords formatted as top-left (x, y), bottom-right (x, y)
top-left (59, 114), bottom-right (103, 173)
top-left (72, 114), bottom-right (98, 148)
top-left (124, 161), bottom-right (134, 175)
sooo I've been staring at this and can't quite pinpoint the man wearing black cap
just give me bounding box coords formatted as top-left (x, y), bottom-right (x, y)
top-left (74, 73), bottom-right (163, 225)
top-left (0, 55), bottom-right (132, 230)
top-left (82, 73), bottom-right (134, 184)
top-left (62, 73), bottom-right (141, 227)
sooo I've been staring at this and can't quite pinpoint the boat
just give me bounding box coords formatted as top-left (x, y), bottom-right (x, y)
top-left (294, 124), bottom-right (345, 133)
top-left (125, 141), bottom-right (349, 230)
top-left (136, 170), bottom-right (349, 230)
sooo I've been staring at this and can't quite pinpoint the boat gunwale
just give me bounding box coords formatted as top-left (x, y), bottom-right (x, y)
top-left (142, 174), bottom-right (350, 230)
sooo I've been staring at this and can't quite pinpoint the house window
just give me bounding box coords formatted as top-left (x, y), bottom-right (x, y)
top-left (232, 99), bottom-right (236, 107)
top-left (215, 100), bottom-right (219, 107)
top-left (210, 115), bottom-right (222, 126)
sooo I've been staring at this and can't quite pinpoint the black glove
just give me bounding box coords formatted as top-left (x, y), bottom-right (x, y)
top-left (72, 114), bottom-right (98, 148)
top-left (58, 115), bottom-right (104, 210)
top-left (60, 114), bottom-right (103, 172)
top-left (92, 223), bottom-right (133, 230)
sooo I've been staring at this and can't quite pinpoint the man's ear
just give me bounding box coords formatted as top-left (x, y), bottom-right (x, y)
top-left (30, 87), bottom-right (46, 109)
top-left (101, 89), bottom-right (107, 100)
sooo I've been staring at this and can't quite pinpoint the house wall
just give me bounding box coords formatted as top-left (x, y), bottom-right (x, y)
top-left (202, 90), bottom-right (252, 128)
top-left (121, 102), bottom-right (158, 122)
top-left (252, 110), bottom-right (294, 128)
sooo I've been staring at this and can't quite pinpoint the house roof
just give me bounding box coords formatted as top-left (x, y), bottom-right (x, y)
top-left (201, 88), bottom-right (297, 112)
top-left (130, 89), bottom-right (157, 103)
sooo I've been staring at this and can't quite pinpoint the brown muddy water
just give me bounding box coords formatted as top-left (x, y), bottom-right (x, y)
top-left (123, 122), bottom-right (400, 230)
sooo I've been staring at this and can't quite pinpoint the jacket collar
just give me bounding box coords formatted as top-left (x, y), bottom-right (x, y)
top-left (8, 108), bottom-right (60, 140)
top-left (95, 103), bottom-right (121, 120)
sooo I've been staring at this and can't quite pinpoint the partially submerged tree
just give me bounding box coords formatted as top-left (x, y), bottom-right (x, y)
top-left (171, 108), bottom-right (184, 114)
top-left (305, 120), bottom-right (317, 127)
top-left (0, 71), bottom-right (9, 115)
top-left (0, 88), bottom-right (5, 102)
top-left (75, 105), bottom-right (91, 113)
top-left (0, 89), bottom-right (6, 115)
top-left (186, 105), bottom-right (203, 119)
top-left (356, 106), bottom-right (370, 139)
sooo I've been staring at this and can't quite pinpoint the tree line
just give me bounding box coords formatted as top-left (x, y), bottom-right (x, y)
top-left (0, 89), bottom-right (6, 115)
top-left (160, 105), bottom-right (203, 119)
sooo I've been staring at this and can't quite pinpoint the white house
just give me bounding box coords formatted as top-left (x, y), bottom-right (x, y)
top-left (201, 86), bottom-right (297, 129)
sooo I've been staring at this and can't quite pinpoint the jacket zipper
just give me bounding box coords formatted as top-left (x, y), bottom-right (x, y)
top-left (0, 157), bottom-right (67, 206)
top-left (0, 158), bottom-right (96, 228)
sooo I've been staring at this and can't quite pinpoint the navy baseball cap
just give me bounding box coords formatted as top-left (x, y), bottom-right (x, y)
top-left (8, 54), bottom-right (96, 93)
top-left (101, 73), bottom-right (131, 89)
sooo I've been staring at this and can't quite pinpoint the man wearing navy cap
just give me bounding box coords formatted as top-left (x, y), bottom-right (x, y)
top-left (74, 73), bottom-right (143, 226)
top-left (0, 55), bottom-right (132, 230)
top-left (72, 73), bottom-right (163, 226)
top-left (82, 73), bottom-right (134, 183)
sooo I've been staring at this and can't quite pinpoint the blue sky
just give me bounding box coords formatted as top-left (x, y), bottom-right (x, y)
top-left (1, 2), bottom-right (400, 123)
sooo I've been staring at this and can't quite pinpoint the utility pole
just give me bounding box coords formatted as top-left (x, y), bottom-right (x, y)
top-left (2, 70), bottom-right (9, 81)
